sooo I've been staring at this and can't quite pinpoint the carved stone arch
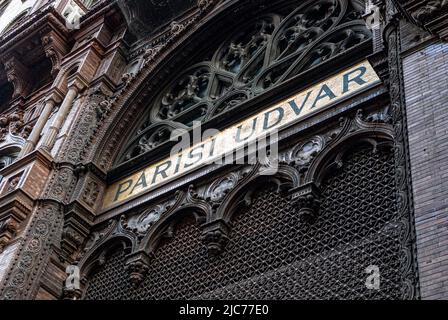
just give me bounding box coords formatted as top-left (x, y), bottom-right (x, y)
top-left (304, 126), bottom-right (395, 187)
top-left (287, 124), bottom-right (395, 223)
top-left (215, 165), bottom-right (297, 224)
top-left (137, 204), bottom-right (208, 254)
top-left (75, 237), bottom-right (132, 298)
top-left (78, 232), bottom-right (135, 273)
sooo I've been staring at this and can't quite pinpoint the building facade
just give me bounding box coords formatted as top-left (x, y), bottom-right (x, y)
top-left (0, 0), bottom-right (446, 300)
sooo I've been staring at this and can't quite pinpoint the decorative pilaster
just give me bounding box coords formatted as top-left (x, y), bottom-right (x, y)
top-left (40, 77), bottom-right (86, 151)
top-left (383, 0), bottom-right (420, 298)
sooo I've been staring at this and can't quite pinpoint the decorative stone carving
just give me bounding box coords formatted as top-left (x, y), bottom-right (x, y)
top-left (81, 179), bottom-right (100, 208)
top-left (2, 54), bottom-right (32, 99)
top-left (382, 0), bottom-right (419, 297)
top-left (95, 100), bottom-right (112, 123)
top-left (0, 202), bottom-right (62, 299)
top-left (0, 218), bottom-right (19, 253)
top-left (81, 220), bottom-right (116, 255)
top-left (201, 219), bottom-right (231, 257)
top-left (117, 0), bottom-right (197, 38)
top-left (290, 182), bottom-right (321, 223)
top-left (357, 108), bottom-right (392, 124)
top-left (206, 173), bottom-right (239, 202)
top-left (66, 82), bottom-right (115, 164)
top-left (143, 45), bottom-right (163, 65)
top-left (5, 178), bottom-right (19, 194)
top-left (170, 21), bottom-right (186, 36)
top-left (125, 251), bottom-right (153, 287)
top-left (290, 136), bottom-right (325, 172)
top-left (410, 0), bottom-right (448, 23)
top-left (122, 200), bottom-right (175, 237)
top-left (395, 0), bottom-right (448, 39)
top-left (0, 111), bottom-right (29, 142)
top-left (41, 31), bottom-right (68, 76)
top-left (197, 0), bottom-right (218, 11)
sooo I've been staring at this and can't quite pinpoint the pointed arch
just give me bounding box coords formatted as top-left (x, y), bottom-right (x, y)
top-left (215, 163), bottom-right (299, 224)
top-left (304, 124), bottom-right (395, 187)
top-left (137, 204), bottom-right (208, 254)
top-left (78, 236), bottom-right (133, 281)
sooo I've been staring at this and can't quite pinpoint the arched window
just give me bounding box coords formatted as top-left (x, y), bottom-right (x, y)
top-left (1, 8), bottom-right (30, 35)
top-left (0, 146), bottom-right (19, 170)
top-left (116, 0), bottom-right (371, 164)
top-left (0, 146), bottom-right (20, 182)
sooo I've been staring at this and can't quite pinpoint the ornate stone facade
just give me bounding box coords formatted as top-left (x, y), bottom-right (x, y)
top-left (0, 0), bottom-right (446, 300)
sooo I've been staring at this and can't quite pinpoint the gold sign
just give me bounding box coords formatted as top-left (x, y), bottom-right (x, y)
top-left (103, 61), bottom-right (380, 209)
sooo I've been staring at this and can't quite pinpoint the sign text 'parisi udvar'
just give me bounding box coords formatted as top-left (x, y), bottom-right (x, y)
top-left (103, 61), bottom-right (381, 208)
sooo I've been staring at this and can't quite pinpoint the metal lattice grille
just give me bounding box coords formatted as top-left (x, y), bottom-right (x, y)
top-left (84, 147), bottom-right (409, 299)
top-left (83, 249), bottom-right (132, 300)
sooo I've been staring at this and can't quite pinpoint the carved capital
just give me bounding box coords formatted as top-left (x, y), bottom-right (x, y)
top-left (125, 251), bottom-right (153, 287)
top-left (290, 183), bottom-right (321, 223)
top-left (201, 220), bottom-right (231, 257)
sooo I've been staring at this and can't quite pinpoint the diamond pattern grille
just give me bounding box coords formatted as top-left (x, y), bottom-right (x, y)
top-left (84, 147), bottom-right (410, 299)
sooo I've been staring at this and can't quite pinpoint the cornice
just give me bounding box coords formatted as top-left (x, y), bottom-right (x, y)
top-left (393, 0), bottom-right (448, 40)
top-left (78, 0), bottom-right (121, 29)
top-left (0, 189), bottom-right (34, 215)
top-left (0, 6), bottom-right (69, 57)
top-left (0, 149), bottom-right (53, 178)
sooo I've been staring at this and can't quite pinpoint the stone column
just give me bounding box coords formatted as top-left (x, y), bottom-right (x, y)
top-left (40, 85), bottom-right (79, 152)
top-left (383, 0), bottom-right (420, 298)
top-left (19, 93), bottom-right (62, 157)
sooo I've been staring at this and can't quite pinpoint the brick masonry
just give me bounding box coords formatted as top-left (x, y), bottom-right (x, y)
top-left (402, 41), bottom-right (448, 299)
